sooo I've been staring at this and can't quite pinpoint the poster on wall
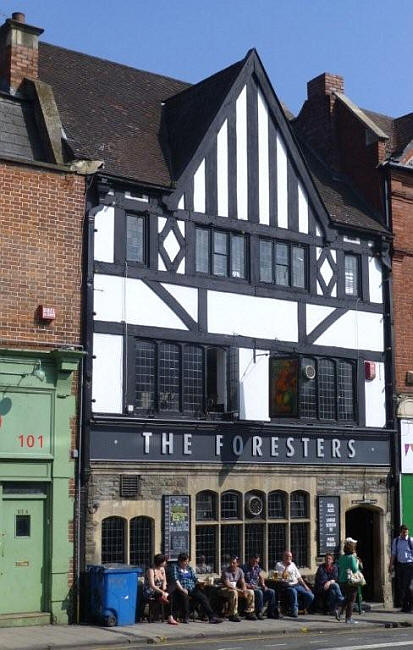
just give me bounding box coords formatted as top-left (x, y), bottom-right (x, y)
top-left (162, 495), bottom-right (191, 561)
top-left (318, 496), bottom-right (340, 556)
top-left (401, 420), bottom-right (413, 473)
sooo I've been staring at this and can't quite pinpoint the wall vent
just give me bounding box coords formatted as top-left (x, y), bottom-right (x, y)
top-left (119, 475), bottom-right (139, 498)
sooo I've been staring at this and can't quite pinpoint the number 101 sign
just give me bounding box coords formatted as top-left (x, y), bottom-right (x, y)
top-left (0, 391), bottom-right (52, 456)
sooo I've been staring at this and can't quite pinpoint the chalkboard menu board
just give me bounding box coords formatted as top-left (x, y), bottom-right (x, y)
top-left (318, 496), bottom-right (340, 556)
top-left (163, 495), bottom-right (191, 561)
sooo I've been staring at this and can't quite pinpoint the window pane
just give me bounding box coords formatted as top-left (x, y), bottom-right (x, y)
top-left (214, 231), bottom-right (227, 254)
top-left (196, 525), bottom-right (217, 572)
top-left (102, 517), bottom-right (125, 564)
top-left (318, 359), bottom-right (336, 420)
top-left (221, 492), bottom-right (240, 519)
top-left (231, 235), bottom-right (245, 279)
top-left (245, 524), bottom-right (265, 568)
top-left (16, 515), bottom-right (30, 537)
top-left (275, 242), bottom-right (289, 286)
top-left (259, 240), bottom-right (273, 283)
top-left (338, 361), bottom-right (355, 421)
top-left (291, 522), bottom-right (308, 568)
top-left (269, 358), bottom-right (298, 417)
top-left (196, 492), bottom-right (216, 521)
top-left (300, 357), bottom-right (317, 418)
top-left (268, 491), bottom-right (286, 519)
top-left (292, 246), bottom-right (305, 288)
top-left (290, 491), bottom-right (308, 518)
top-left (135, 341), bottom-right (155, 410)
top-left (196, 228), bottom-right (209, 273)
top-left (345, 254), bottom-right (359, 296)
top-left (126, 215), bottom-right (144, 262)
top-left (221, 524), bottom-right (241, 568)
top-left (159, 343), bottom-right (180, 411)
top-left (183, 345), bottom-right (203, 414)
top-left (268, 523), bottom-right (286, 569)
top-left (130, 517), bottom-right (152, 568)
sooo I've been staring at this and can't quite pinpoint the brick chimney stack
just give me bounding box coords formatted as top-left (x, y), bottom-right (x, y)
top-left (295, 72), bottom-right (344, 171)
top-left (0, 12), bottom-right (43, 94)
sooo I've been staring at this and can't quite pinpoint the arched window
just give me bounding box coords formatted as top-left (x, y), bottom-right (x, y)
top-left (196, 491), bottom-right (217, 521)
top-left (129, 516), bottom-right (153, 568)
top-left (268, 491), bottom-right (287, 519)
top-left (221, 491), bottom-right (241, 520)
top-left (101, 516), bottom-right (126, 564)
top-left (290, 491), bottom-right (308, 518)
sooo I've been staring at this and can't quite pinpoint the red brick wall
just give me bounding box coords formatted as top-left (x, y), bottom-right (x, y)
top-left (391, 170), bottom-right (413, 393)
top-left (0, 43), bottom-right (38, 91)
top-left (335, 102), bottom-right (385, 213)
top-left (0, 162), bottom-right (85, 346)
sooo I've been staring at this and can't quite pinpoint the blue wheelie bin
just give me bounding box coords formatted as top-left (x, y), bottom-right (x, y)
top-left (89, 564), bottom-right (143, 626)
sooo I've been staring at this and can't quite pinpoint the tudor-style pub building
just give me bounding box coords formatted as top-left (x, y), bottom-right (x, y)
top-left (77, 50), bottom-right (394, 603)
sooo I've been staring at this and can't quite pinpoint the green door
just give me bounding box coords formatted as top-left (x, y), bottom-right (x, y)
top-left (0, 497), bottom-right (45, 614)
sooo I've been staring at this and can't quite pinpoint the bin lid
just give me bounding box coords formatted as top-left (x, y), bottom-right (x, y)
top-left (91, 563), bottom-right (143, 574)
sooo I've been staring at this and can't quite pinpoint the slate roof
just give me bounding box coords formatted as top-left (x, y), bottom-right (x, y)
top-left (162, 56), bottom-right (246, 181)
top-left (36, 41), bottom-right (396, 233)
top-left (0, 94), bottom-right (45, 161)
top-left (296, 139), bottom-right (387, 234)
top-left (39, 42), bottom-right (190, 187)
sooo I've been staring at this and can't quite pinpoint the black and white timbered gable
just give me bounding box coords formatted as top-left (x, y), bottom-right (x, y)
top-left (89, 49), bottom-right (391, 464)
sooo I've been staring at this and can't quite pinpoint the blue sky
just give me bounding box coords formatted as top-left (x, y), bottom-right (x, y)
top-left (2, 0), bottom-right (412, 118)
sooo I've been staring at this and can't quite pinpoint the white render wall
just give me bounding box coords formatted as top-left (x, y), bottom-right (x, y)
top-left (239, 348), bottom-right (270, 421)
top-left (369, 256), bottom-right (383, 304)
top-left (365, 362), bottom-right (386, 427)
top-left (92, 333), bottom-right (123, 413)
top-left (94, 205), bottom-right (114, 263)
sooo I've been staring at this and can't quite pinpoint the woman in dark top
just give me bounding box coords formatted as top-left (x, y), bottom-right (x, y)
top-left (143, 554), bottom-right (177, 625)
top-left (315, 552), bottom-right (345, 615)
top-left (337, 539), bottom-right (360, 624)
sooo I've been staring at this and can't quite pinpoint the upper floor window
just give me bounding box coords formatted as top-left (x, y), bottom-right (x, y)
top-left (126, 214), bottom-right (146, 263)
top-left (134, 339), bottom-right (228, 417)
top-left (259, 240), bottom-right (306, 289)
top-left (269, 355), bottom-right (356, 422)
top-left (196, 227), bottom-right (247, 279)
top-left (344, 254), bottom-right (359, 297)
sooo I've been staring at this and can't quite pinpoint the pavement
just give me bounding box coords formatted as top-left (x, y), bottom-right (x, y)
top-left (0, 607), bottom-right (412, 650)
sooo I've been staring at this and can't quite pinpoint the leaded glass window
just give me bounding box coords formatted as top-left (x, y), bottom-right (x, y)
top-left (130, 517), bottom-right (153, 568)
top-left (344, 254), bottom-right (359, 296)
top-left (101, 517), bottom-right (125, 564)
top-left (126, 214), bottom-right (145, 263)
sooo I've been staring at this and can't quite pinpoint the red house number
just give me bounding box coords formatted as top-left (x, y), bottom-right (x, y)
top-left (18, 434), bottom-right (44, 448)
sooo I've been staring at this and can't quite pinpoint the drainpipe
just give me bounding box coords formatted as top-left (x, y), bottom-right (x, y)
top-left (382, 164), bottom-right (400, 533)
top-left (75, 354), bottom-right (84, 623)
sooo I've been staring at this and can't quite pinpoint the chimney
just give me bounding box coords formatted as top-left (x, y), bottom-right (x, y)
top-left (295, 72), bottom-right (344, 171)
top-left (0, 12), bottom-right (44, 94)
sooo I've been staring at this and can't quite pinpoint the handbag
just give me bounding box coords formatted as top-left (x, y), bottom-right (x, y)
top-left (347, 569), bottom-right (366, 587)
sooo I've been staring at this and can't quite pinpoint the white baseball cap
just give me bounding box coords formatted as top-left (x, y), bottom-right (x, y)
top-left (345, 537), bottom-right (358, 544)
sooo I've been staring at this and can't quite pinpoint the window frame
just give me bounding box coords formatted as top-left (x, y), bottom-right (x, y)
top-left (259, 238), bottom-right (307, 290)
top-left (344, 253), bottom-right (361, 297)
top-left (269, 354), bottom-right (357, 423)
top-left (195, 226), bottom-right (248, 281)
top-left (132, 338), bottom-right (231, 418)
top-left (125, 212), bottom-right (148, 266)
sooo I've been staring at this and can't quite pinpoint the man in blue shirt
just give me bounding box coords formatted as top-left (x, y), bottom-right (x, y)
top-left (242, 554), bottom-right (280, 619)
top-left (389, 524), bottom-right (413, 613)
top-left (169, 553), bottom-right (223, 624)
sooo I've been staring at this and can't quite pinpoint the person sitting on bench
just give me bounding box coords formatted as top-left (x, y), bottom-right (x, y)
top-left (169, 553), bottom-right (223, 624)
top-left (275, 550), bottom-right (314, 618)
top-left (314, 552), bottom-right (345, 616)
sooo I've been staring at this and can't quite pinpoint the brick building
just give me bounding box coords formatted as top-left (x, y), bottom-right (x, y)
top-left (294, 73), bottom-right (413, 535)
top-left (0, 12), bottom-right (92, 625)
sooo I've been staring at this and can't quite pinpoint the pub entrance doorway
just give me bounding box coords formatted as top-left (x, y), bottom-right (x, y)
top-left (345, 506), bottom-right (382, 601)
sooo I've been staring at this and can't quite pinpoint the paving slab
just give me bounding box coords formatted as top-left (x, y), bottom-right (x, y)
top-left (0, 608), bottom-right (411, 649)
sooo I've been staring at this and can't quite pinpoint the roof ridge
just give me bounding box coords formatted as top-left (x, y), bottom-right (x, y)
top-left (40, 41), bottom-right (190, 87)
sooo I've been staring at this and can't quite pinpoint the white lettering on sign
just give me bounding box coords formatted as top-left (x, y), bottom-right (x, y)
top-left (271, 437), bottom-right (279, 456)
top-left (348, 439), bottom-right (355, 458)
top-left (252, 436), bottom-right (263, 456)
top-left (286, 437), bottom-right (295, 457)
top-left (233, 435), bottom-right (244, 456)
top-left (302, 437), bottom-right (310, 458)
top-left (142, 431), bottom-right (152, 454)
top-left (332, 439), bottom-right (341, 458)
top-left (215, 435), bottom-right (223, 455)
top-left (162, 432), bottom-right (174, 455)
top-left (317, 438), bottom-right (325, 458)
top-left (183, 434), bottom-right (192, 455)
